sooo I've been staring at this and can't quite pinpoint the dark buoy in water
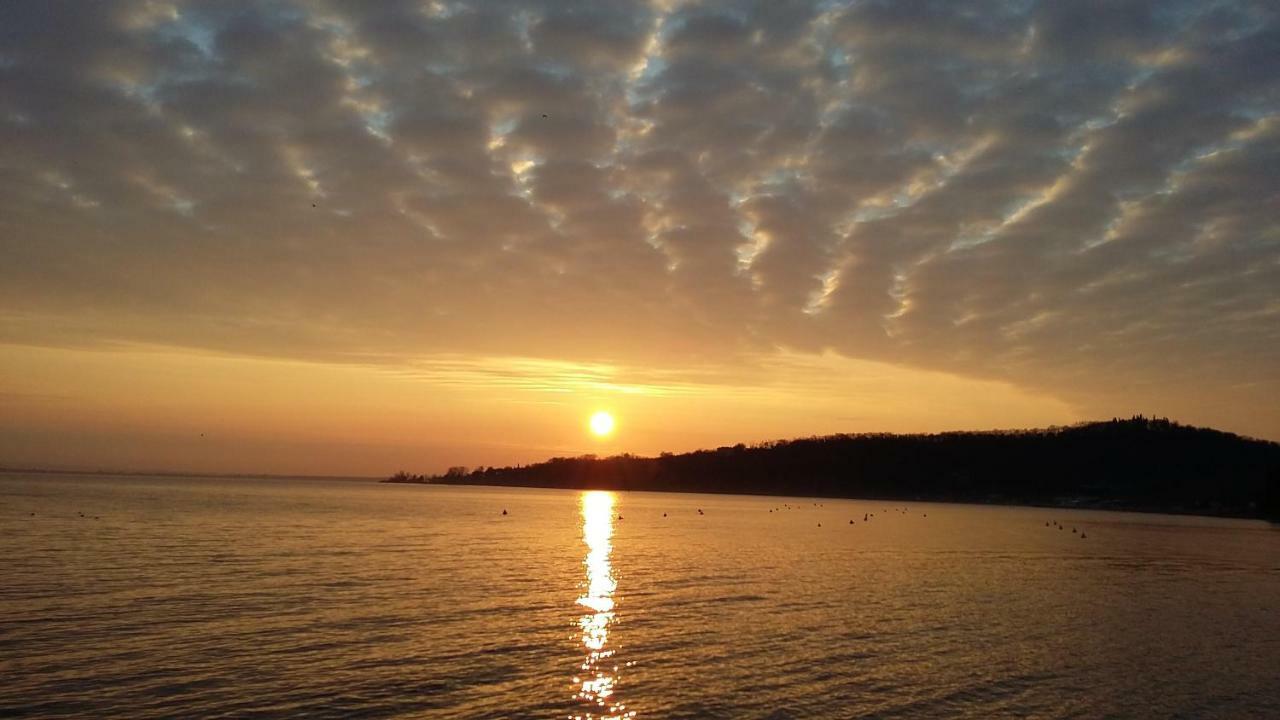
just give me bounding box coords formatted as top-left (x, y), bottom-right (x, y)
top-left (501, 509), bottom-right (508, 516)
top-left (1081, 532), bottom-right (1087, 539)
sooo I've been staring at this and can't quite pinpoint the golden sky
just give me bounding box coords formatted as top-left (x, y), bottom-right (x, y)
top-left (2, 343), bottom-right (1078, 475)
top-left (2, 1), bottom-right (1278, 474)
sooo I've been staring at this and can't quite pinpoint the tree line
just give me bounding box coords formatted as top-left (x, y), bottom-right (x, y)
top-left (386, 417), bottom-right (1280, 520)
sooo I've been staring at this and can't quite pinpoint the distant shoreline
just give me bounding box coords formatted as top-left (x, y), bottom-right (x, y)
top-left (386, 418), bottom-right (1280, 522)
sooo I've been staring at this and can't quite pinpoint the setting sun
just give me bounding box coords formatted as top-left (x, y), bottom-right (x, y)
top-left (588, 411), bottom-right (615, 438)
top-left (3, 3), bottom-right (1279, 719)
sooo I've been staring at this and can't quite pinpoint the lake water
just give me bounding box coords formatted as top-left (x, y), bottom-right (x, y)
top-left (2, 473), bottom-right (1278, 718)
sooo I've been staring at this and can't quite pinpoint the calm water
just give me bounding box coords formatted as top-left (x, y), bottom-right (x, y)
top-left (2, 473), bottom-right (1278, 719)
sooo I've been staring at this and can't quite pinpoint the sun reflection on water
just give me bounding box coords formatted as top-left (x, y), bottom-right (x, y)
top-left (573, 491), bottom-right (634, 719)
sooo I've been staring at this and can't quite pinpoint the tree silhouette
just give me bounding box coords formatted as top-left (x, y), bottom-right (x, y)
top-left (387, 418), bottom-right (1280, 520)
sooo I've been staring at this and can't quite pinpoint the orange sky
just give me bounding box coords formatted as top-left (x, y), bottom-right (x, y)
top-left (2, 343), bottom-right (1082, 475)
top-left (2, 2), bottom-right (1278, 474)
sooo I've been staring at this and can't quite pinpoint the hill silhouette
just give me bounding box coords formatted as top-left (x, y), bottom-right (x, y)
top-left (386, 417), bottom-right (1280, 520)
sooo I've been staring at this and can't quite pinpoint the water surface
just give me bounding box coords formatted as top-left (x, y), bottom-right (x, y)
top-left (2, 473), bottom-right (1278, 718)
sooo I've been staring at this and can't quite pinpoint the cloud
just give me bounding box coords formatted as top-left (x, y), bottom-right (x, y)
top-left (1, 0), bottom-right (1278, 436)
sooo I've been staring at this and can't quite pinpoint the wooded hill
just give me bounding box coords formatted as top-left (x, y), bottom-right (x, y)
top-left (386, 417), bottom-right (1280, 520)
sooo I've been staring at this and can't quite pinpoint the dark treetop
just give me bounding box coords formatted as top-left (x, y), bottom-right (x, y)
top-left (387, 417), bottom-right (1280, 520)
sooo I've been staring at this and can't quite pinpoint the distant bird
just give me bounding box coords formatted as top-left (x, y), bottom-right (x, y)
top-left (697, 508), bottom-right (704, 515)
top-left (863, 513), bottom-right (868, 521)
top-left (922, 513), bottom-right (927, 517)
top-left (663, 512), bottom-right (667, 517)
top-left (849, 519), bottom-right (854, 525)
top-left (1072, 527), bottom-right (1078, 534)
top-left (501, 509), bottom-right (508, 516)
top-left (617, 515), bottom-right (623, 520)
top-left (817, 522), bottom-right (821, 527)
top-left (1045, 522), bottom-right (1050, 527)
top-left (1081, 533), bottom-right (1087, 539)
top-left (1059, 526), bottom-right (1064, 530)
top-left (541, 113), bottom-right (548, 118)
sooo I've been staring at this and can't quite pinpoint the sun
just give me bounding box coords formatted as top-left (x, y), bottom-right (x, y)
top-left (588, 411), bottom-right (616, 438)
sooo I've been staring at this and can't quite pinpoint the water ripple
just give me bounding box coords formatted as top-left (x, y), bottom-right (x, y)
top-left (2, 474), bottom-right (1278, 718)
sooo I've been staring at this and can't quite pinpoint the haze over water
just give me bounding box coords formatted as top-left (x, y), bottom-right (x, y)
top-left (3, 473), bottom-right (1278, 718)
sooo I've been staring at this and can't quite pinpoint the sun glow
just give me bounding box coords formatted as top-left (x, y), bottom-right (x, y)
top-left (589, 411), bottom-right (616, 438)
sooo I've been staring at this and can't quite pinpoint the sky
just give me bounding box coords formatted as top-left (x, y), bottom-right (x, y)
top-left (1, 0), bottom-right (1278, 476)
